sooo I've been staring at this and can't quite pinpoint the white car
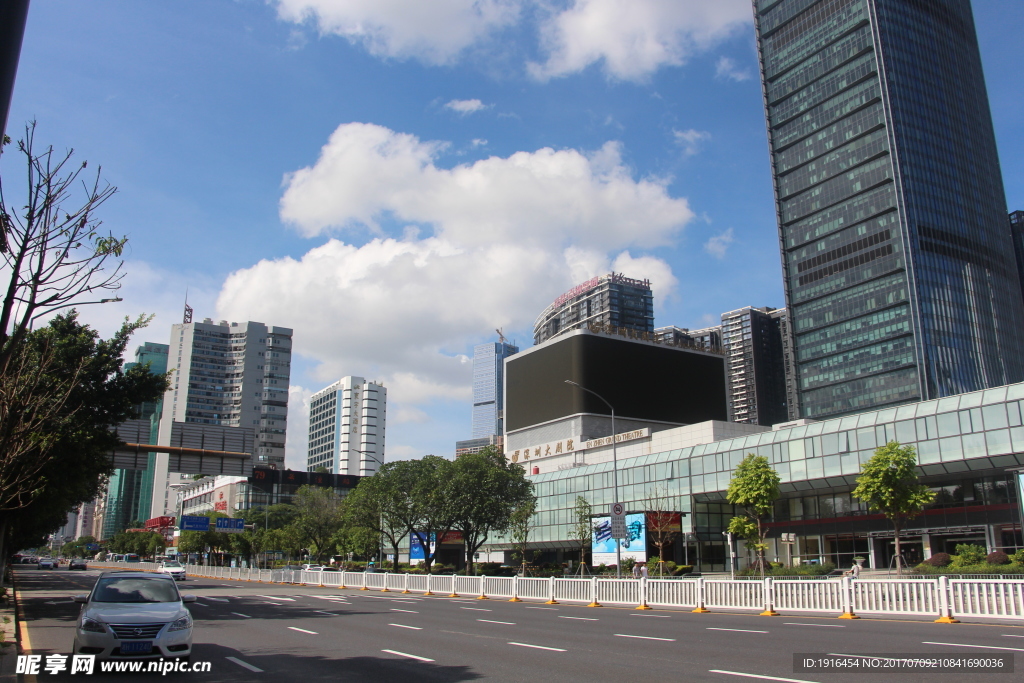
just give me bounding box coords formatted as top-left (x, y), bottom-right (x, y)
top-left (157, 561), bottom-right (187, 581)
top-left (73, 572), bottom-right (195, 660)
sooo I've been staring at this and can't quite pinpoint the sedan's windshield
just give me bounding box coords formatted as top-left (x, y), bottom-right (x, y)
top-left (163, 562), bottom-right (182, 568)
top-left (92, 577), bottom-right (180, 603)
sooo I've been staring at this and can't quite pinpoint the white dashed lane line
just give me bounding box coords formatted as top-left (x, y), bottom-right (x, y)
top-left (205, 597), bottom-right (229, 602)
top-left (709, 670), bottom-right (818, 683)
top-left (226, 657), bottom-right (264, 673)
top-left (287, 627), bottom-right (318, 635)
top-left (315, 610), bottom-right (338, 616)
top-left (558, 616), bottom-right (598, 621)
top-left (258, 595), bottom-right (295, 601)
top-left (784, 623), bottom-right (844, 628)
top-left (382, 649), bottom-right (434, 662)
top-left (389, 623), bottom-right (423, 630)
top-left (460, 607), bottom-right (491, 611)
top-left (614, 634), bottom-right (676, 642)
top-left (921, 642), bottom-right (1024, 652)
top-left (391, 609), bottom-right (418, 613)
top-left (231, 612), bottom-right (252, 618)
top-left (629, 614), bottom-right (670, 618)
top-left (525, 606), bottom-right (557, 610)
top-left (707, 628), bottom-right (768, 634)
top-left (508, 642), bottom-right (566, 652)
top-left (477, 619), bottom-right (515, 625)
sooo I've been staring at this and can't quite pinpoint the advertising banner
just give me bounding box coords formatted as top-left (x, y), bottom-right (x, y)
top-left (1017, 472), bottom-right (1024, 530)
top-left (592, 512), bottom-right (646, 566)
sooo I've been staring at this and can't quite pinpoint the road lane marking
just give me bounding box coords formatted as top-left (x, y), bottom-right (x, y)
top-left (629, 613), bottom-right (670, 618)
top-left (559, 616), bottom-right (598, 621)
top-left (526, 606), bottom-right (557, 610)
top-left (194, 602), bottom-right (208, 607)
top-left (262, 601), bottom-right (283, 605)
top-left (614, 634), bottom-right (676, 641)
top-left (1003, 635), bottom-right (1024, 638)
top-left (231, 612), bottom-right (252, 618)
top-left (258, 595), bottom-right (295, 601)
top-left (288, 627), bottom-right (318, 634)
top-left (382, 649), bottom-right (434, 662)
top-left (708, 628), bottom-right (768, 634)
top-left (315, 611), bottom-right (338, 616)
top-left (784, 623), bottom-right (844, 628)
top-left (392, 609), bottom-right (419, 613)
top-left (460, 607), bottom-right (491, 611)
top-left (226, 657), bottom-right (264, 673)
top-left (478, 619), bottom-right (516, 625)
top-left (922, 642), bottom-right (1024, 652)
top-left (205, 597), bottom-right (229, 602)
top-left (389, 623), bottom-right (423, 630)
top-left (709, 670), bottom-right (818, 683)
top-left (509, 642), bottom-right (566, 652)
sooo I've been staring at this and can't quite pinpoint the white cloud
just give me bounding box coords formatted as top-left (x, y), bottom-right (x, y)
top-left (272, 0), bottom-right (523, 65)
top-left (530, 0), bottom-right (753, 81)
top-left (704, 228), bottom-right (735, 259)
top-left (392, 406), bottom-right (429, 424)
top-left (444, 98), bottom-right (490, 115)
top-left (471, 138), bottom-right (488, 147)
top-left (285, 385), bottom-right (314, 470)
top-left (673, 128), bottom-right (711, 156)
top-left (279, 122), bottom-right (692, 250)
top-left (715, 55), bottom-right (751, 82)
top-left (273, 1), bottom-right (753, 80)
top-left (218, 122), bottom-right (694, 416)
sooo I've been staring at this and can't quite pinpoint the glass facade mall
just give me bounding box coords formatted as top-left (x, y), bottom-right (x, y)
top-left (517, 382), bottom-right (1024, 572)
top-left (753, 0), bottom-right (1024, 420)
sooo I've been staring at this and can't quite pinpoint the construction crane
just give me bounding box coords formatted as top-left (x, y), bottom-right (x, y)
top-left (496, 328), bottom-right (507, 344)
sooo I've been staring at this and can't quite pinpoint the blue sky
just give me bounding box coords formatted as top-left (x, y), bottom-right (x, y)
top-left (8, 0), bottom-right (1023, 468)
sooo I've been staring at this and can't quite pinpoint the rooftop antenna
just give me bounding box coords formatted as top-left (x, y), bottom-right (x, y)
top-left (183, 289), bottom-right (193, 324)
top-left (496, 328), bottom-right (507, 344)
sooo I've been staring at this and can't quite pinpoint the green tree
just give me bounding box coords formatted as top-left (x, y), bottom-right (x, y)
top-left (404, 456), bottom-right (459, 573)
top-left (726, 453), bottom-right (781, 573)
top-left (293, 485), bottom-right (345, 563)
top-left (343, 465), bottom-right (414, 570)
top-left (852, 441), bottom-right (934, 574)
top-left (644, 485), bottom-right (681, 576)
top-left (571, 496), bottom-right (593, 574)
top-left (444, 447), bottom-right (534, 575)
top-left (508, 497), bottom-right (537, 574)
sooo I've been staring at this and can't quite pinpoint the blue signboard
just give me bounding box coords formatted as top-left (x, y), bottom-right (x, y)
top-left (180, 516), bottom-right (210, 532)
top-left (215, 518), bottom-right (245, 534)
top-left (410, 532), bottom-right (434, 561)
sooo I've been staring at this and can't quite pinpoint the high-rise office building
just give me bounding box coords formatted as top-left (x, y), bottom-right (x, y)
top-left (534, 272), bottom-right (654, 345)
top-left (102, 342), bottom-right (168, 537)
top-left (1010, 211), bottom-right (1024, 306)
top-left (150, 319), bottom-right (292, 517)
top-left (653, 324), bottom-right (723, 353)
top-left (721, 306), bottom-right (793, 426)
top-left (754, 0), bottom-right (1024, 419)
top-left (307, 377), bottom-right (386, 476)
top-left (472, 341), bottom-right (519, 439)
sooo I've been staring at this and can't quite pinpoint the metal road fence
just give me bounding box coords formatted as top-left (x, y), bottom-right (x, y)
top-left (146, 564), bottom-right (1024, 622)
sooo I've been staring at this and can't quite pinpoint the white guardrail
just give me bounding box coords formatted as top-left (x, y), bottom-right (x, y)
top-left (96, 564), bottom-right (1018, 623)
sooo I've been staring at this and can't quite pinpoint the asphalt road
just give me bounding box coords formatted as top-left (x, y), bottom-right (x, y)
top-left (8, 566), bottom-right (1024, 682)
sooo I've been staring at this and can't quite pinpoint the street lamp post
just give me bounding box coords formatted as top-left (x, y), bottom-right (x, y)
top-left (352, 448), bottom-right (386, 570)
top-left (565, 380), bottom-right (621, 578)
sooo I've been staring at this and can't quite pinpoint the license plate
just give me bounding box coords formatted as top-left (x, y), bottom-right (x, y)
top-left (120, 641), bottom-right (153, 654)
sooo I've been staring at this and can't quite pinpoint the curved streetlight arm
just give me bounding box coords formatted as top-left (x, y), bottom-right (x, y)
top-left (564, 380), bottom-right (622, 578)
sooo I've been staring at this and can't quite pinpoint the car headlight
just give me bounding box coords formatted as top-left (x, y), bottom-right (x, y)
top-left (168, 613), bottom-right (192, 632)
top-left (80, 617), bottom-right (106, 633)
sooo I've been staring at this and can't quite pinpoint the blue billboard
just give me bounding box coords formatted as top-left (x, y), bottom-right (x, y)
top-left (592, 513), bottom-right (646, 566)
top-left (215, 518), bottom-right (245, 534)
top-left (410, 532), bottom-right (433, 562)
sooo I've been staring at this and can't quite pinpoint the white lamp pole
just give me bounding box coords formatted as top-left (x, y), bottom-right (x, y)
top-left (565, 380), bottom-right (621, 578)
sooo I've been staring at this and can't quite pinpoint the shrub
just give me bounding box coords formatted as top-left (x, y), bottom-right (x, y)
top-left (924, 552), bottom-right (952, 567)
top-left (1013, 549), bottom-right (1024, 565)
top-left (673, 565), bottom-right (693, 576)
top-left (986, 551), bottom-right (1010, 565)
top-left (953, 544), bottom-right (987, 565)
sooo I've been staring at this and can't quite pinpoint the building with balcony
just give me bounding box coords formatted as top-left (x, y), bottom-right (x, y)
top-left (533, 272), bottom-right (653, 345)
top-left (307, 377), bottom-right (386, 476)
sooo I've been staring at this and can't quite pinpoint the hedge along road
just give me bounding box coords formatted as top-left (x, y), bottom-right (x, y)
top-left (11, 566), bottom-right (1024, 683)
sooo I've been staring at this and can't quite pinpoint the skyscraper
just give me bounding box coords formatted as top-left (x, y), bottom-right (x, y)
top-left (753, 0), bottom-right (1024, 419)
top-left (1010, 211), bottom-right (1024, 307)
top-left (533, 273), bottom-right (654, 345)
top-left (150, 319), bottom-right (292, 517)
top-left (472, 341), bottom-right (519, 439)
top-left (103, 342), bottom-right (168, 537)
top-left (307, 377), bottom-right (386, 476)
top-left (721, 306), bottom-right (792, 426)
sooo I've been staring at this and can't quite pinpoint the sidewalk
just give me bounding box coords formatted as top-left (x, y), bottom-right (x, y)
top-left (0, 579), bottom-right (19, 678)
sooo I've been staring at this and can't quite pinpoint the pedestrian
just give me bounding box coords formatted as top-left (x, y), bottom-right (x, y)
top-left (632, 561), bottom-right (641, 579)
top-left (640, 562), bottom-right (649, 579)
top-left (843, 561), bottom-right (861, 579)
